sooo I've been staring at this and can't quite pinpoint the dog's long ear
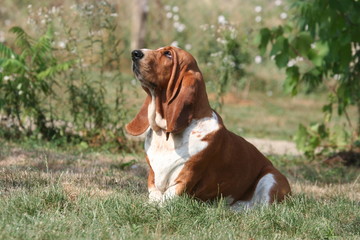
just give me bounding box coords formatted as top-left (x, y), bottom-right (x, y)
top-left (165, 71), bottom-right (199, 134)
top-left (125, 94), bottom-right (151, 136)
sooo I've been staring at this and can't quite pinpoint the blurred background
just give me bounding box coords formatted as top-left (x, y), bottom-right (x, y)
top-left (0, 0), bottom-right (358, 158)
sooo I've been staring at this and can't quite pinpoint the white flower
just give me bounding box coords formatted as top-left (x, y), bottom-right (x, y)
top-left (280, 12), bottom-right (287, 19)
top-left (18, 90), bottom-right (23, 95)
top-left (171, 41), bottom-right (178, 47)
top-left (28, 4), bottom-right (32, 8)
top-left (254, 6), bottom-right (262, 13)
top-left (173, 14), bottom-right (179, 21)
top-left (51, 6), bottom-right (58, 14)
top-left (4, 76), bottom-right (11, 81)
top-left (333, 74), bottom-right (341, 80)
top-left (311, 43), bottom-right (316, 49)
top-left (58, 41), bottom-right (66, 49)
top-left (210, 51), bottom-right (222, 57)
top-left (166, 12), bottom-right (173, 19)
top-left (254, 56), bottom-right (262, 64)
top-left (296, 56), bottom-right (304, 62)
top-left (200, 24), bottom-right (208, 31)
top-left (216, 38), bottom-right (227, 45)
top-left (287, 59), bottom-right (296, 67)
top-left (218, 15), bottom-right (227, 25)
top-left (185, 44), bottom-right (192, 50)
top-left (255, 16), bottom-right (262, 23)
top-left (275, 0), bottom-right (282, 6)
top-left (173, 22), bottom-right (185, 32)
top-left (177, 24), bottom-right (186, 32)
top-left (41, 19), bottom-right (46, 24)
top-left (172, 6), bottom-right (179, 12)
top-left (110, 13), bottom-right (118, 17)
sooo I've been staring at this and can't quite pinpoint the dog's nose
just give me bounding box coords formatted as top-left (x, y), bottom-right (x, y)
top-left (131, 50), bottom-right (144, 61)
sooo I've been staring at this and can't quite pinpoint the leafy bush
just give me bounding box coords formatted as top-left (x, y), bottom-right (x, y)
top-left (0, 26), bottom-right (72, 139)
top-left (258, 0), bottom-right (360, 157)
top-left (0, 1), bottom-right (130, 149)
top-left (198, 17), bottom-right (249, 110)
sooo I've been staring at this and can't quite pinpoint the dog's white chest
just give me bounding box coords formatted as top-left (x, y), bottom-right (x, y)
top-left (145, 112), bottom-right (220, 192)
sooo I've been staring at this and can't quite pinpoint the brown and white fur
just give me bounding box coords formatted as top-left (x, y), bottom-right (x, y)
top-left (126, 46), bottom-right (291, 210)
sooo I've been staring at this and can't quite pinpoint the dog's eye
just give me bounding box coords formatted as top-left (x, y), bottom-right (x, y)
top-left (164, 51), bottom-right (172, 58)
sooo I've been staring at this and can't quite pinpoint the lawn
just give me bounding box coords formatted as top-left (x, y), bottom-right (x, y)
top-left (1, 141), bottom-right (359, 239)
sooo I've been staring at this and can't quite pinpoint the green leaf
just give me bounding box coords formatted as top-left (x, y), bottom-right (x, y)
top-left (1, 58), bottom-right (27, 74)
top-left (10, 26), bottom-right (33, 50)
top-left (329, 126), bottom-right (349, 149)
top-left (308, 42), bottom-right (329, 67)
top-left (294, 124), bottom-right (318, 158)
top-left (258, 28), bottom-right (271, 55)
top-left (37, 61), bottom-right (73, 80)
top-left (322, 103), bottom-right (333, 122)
top-left (291, 32), bottom-right (313, 56)
top-left (302, 68), bottom-right (323, 91)
top-left (284, 66), bottom-right (299, 95)
top-left (0, 42), bottom-right (16, 59)
top-left (270, 36), bottom-right (287, 56)
top-left (275, 52), bottom-right (289, 68)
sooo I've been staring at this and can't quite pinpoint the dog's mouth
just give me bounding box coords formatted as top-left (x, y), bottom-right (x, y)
top-left (132, 62), bottom-right (141, 77)
top-left (132, 62), bottom-right (157, 89)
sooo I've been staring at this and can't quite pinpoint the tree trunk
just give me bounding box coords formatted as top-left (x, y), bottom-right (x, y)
top-left (131, 0), bottom-right (148, 50)
top-left (357, 101), bottom-right (360, 138)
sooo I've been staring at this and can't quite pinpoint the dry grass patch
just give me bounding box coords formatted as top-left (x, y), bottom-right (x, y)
top-left (292, 180), bottom-right (360, 202)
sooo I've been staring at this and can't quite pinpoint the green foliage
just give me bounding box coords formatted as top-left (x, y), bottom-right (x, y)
top-left (0, 26), bottom-right (72, 139)
top-left (258, 0), bottom-right (360, 155)
top-left (198, 19), bottom-right (249, 110)
top-left (0, 1), bottom-right (132, 149)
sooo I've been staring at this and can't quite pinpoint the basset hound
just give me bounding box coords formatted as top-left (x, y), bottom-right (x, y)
top-left (126, 46), bottom-right (291, 210)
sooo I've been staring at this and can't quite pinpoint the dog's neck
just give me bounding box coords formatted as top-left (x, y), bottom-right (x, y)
top-left (147, 89), bottom-right (167, 132)
top-left (146, 81), bottom-right (213, 134)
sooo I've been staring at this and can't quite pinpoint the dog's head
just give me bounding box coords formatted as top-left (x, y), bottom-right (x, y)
top-left (126, 46), bottom-right (210, 136)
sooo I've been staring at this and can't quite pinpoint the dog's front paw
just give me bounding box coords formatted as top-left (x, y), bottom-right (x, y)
top-left (162, 185), bottom-right (177, 202)
top-left (148, 188), bottom-right (163, 203)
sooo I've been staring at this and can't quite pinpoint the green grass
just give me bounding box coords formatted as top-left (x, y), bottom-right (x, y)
top-left (1, 143), bottom-right (359, 239)
top-left (1, 188), bottom-right (359, 240)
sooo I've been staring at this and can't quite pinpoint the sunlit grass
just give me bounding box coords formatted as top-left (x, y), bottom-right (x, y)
top-left (1, 143), bottom-right (359, 239)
